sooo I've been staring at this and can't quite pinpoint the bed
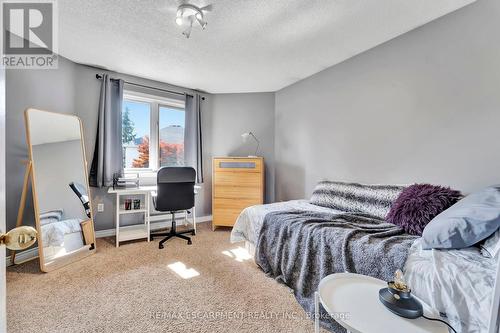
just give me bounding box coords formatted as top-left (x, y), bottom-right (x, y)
top-left (40, 210), bottom-right (85, 261)
top-left (230, 199), bottom-right (497, 333)
top-left (230, 200), bottom-right (336, 247)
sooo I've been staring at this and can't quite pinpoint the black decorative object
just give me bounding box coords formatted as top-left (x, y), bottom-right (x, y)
top-left (133, 199), bottom-right (141, 210)
top-left (379, 270), bottom-right (423, 319)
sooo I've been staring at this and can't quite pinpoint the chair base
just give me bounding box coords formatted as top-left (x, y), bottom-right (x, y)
top-left (150, 214), bottom-right (195, 249)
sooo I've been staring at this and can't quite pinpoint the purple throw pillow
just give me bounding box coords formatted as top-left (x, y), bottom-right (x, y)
top-left (386, 184), bottom-right (462, 236)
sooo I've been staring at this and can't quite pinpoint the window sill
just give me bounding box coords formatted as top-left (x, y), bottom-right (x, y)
top-left (124, 169), bottom-right (156, 173)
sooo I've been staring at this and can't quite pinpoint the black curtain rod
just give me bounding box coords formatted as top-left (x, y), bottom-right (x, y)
top-left (95, 74), bottom-right (205, 100)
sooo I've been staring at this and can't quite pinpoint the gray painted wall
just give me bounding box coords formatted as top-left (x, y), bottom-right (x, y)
top-left (275, 0), bottom-right (500, 201)
top-left (6, 57), bottom-right (77, 232)
top-left (203, 93), bottom-right (275, 204)
top-left (6, 56), bottom-right (275, 231)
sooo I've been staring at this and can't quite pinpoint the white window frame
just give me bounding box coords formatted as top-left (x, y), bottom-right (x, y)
top-left (122, 90), bottom-right (185, 173)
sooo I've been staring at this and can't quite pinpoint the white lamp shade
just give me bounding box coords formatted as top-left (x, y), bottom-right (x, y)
top-left (241, 132), bottom-right (251, 141)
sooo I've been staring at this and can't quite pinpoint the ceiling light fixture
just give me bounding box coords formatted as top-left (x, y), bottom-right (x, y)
top-left (175, 3), bottom-right (211, 38)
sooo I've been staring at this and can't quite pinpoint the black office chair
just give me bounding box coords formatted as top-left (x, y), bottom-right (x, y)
top-left (69, 182), bottom-right (91, 218)
top-left (150, 167), bottom-right (196, 249)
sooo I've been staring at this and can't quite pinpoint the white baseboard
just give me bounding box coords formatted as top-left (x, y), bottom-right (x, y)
top-left (94, 214), bottom-right (212, 238)
top-left (6, 215), bottom-right (213, 267)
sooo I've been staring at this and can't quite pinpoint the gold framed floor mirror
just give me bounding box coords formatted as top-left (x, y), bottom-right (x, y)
top-left (19, 108), bottom-right (96, 272)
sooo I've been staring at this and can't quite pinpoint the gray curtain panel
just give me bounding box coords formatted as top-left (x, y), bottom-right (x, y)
top-left (89, 74), bottom-right (124, 187)
top-left (184, 93), bottom-right (204, 183)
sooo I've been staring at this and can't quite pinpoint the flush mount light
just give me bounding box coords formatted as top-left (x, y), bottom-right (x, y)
top-left (176, 3), bottom-right (211, 38)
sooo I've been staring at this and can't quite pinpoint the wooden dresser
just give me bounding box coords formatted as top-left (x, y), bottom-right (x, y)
top-left (212, 157), bottom-right (264, 230)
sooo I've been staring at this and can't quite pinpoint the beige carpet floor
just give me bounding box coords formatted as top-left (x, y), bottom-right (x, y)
top-left (7, 222), bottom-right (326, 333)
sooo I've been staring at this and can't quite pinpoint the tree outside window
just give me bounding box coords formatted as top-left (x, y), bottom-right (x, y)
top-left (121, 96), bottom-right (185, 170)
top-left (121, 99), bottom-right (151, 169)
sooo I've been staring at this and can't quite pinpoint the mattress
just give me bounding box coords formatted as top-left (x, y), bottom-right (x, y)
top-left (41, 218), bottom-right (83, 247)
top-left (404, 239), bottom-right (496, 333)
top-left (230, 199), bottom-right (339, 245)
top-left (43, 231), bottom-right (84, 261)
top-left (231, 200), bottom-right (497, 333)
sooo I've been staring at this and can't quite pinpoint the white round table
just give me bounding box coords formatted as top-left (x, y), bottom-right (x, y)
top-left (314, 273), bottom-right (449, 333)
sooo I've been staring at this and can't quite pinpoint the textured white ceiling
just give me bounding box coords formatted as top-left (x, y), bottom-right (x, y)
top-left (58, 0), bottom-right (476, 93)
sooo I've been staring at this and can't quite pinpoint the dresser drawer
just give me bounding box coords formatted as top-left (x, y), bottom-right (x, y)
top-left (214, 158), bottom-right (263, 174)
top-left (213, 171), bottom-right (262, 187)
top-left (214, 185), bottom-right (262, 200)
top-left (213, 165), bottom-right (263, 200)
top-left (212, 198), bottom-right (259, 226)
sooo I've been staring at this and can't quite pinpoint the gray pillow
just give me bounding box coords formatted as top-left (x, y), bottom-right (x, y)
top-left (39, 209), bottom-right (64, 225)
top-left (422, 185), bottom-right (500, 250)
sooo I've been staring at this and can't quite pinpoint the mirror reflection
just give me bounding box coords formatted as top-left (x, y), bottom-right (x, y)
top-left (26, 109), bottom-right (96, 272)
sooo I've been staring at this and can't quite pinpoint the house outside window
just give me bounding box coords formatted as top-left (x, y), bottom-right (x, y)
top-left (121, 91), bottom-right (185, 172)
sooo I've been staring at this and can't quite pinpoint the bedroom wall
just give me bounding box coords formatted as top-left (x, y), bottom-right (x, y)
top-left (203, 93), bottom-right (275, 205)
top-left (6, 56), bottom-right (78, 232)
top-left (6, 56), bottom-right (276, 232)
top-left (274, 0), bottom-right (500, 200)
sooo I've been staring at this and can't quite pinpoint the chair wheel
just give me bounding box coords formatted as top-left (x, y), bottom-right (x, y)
top-left (159, 244), bottom-right (164, 249)
top-left (192, 231), bottom-right (196, 236)
top-left (187, 240), bottom-right (192, 245)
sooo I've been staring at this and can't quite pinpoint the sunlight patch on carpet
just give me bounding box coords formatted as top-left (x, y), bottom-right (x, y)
top-left (222, 247), bottom-right (252, 262)
top-left (168, 261), bottom-right (200, 279)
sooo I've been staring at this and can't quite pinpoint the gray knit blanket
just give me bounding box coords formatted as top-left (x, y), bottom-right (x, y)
top-left (255, 210), bottom-right (418, 332)
top-left (310, 181), bottom-right (406, 219)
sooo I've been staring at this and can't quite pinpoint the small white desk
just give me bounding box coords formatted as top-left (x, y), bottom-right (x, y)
top-left (314, 273), bottom-right (448, 333)
top-left (108, 185), bottom-right (201, 247)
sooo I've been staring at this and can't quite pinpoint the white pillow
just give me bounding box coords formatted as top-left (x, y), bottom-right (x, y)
top-left (480, 229), bottom-right (500, 258)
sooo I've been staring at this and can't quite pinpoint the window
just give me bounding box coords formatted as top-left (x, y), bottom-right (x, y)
top-left (121, 91), bottom-right (185, 171)
top-left (159, 105), bottom-right (185, 167)
top-left (122, 100), bottom-right (151, 169)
